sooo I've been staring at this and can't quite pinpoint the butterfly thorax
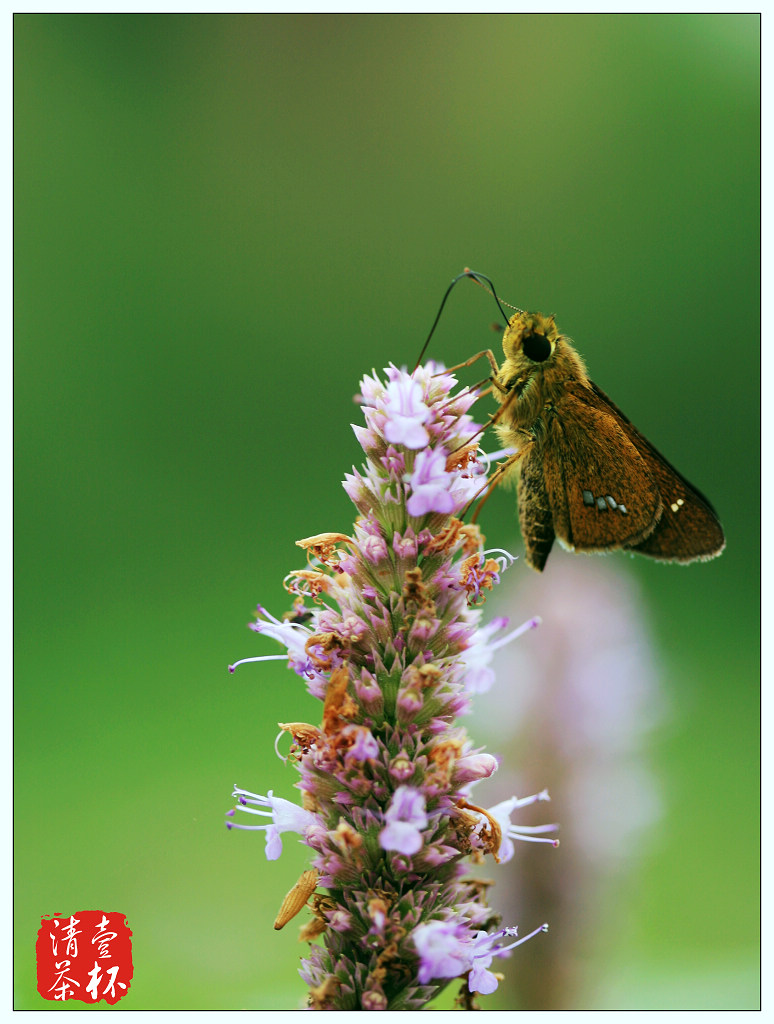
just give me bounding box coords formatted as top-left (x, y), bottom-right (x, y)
top-left (493, 311), bottom-right (589, 435)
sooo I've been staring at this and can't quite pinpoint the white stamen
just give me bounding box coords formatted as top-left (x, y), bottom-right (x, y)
top-left (229, 654), bottom-right (288, 673)
top-left (493, 923), bottom-right (549, 956)
top-left (231, 786), bottom-right (268, 803)
top-left (483, 548), bottom-right (517, 572)
top-left (508, 832), bottom-right (559, 845)
top-left (511, 790), bottom-right (550, 807)
top-left (274, 729), bottom-right (288, 764)
top-left (488, 617), bottom-right (541, 651)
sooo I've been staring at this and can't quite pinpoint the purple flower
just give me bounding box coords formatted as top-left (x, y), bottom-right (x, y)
top-left (378, 786), bottom-right (428, 855)
top-left (396, 685), bottom-right (424, 721)
top-left (354, 670), bottom-right (382, 709)
top-left (412, 918), bottom-right (473, 984)
top-left (413, 920), bottom-right (550, 994)
top-left (228, 605), bottom-right (326, 688)
top-left (406, 447), bottom-right (457, 516)
top-left (342, 468), bottom-right (369, 506)
top-left (361, 989), bottom-right (388, 1010)
top-left (392, 528), bottom-right (418, 559)
top-left (381, 445), bottom-right (406, 477)
top-left (383, 376), bottom-right (431, 449)
top-left (358, 370), bottom-right (384, 407)
top-left (467, 931), bottom-right (501, 994)
top-left (452, 750), bottom-right (499, 786)
top-left (225, 788), bottom-right (319, 861)
top-left (341, 724), bottom-right (380, 762)
top-left (388, 752), bottom-right (415, 782)
top-left (465, 927), bottom-right (543, 994)
top-left (360, 532), bottom-right (389, 564)
top-left (328, 909), bottom-right (352, 932)
top-left (484, 792), bottom-right (559, 863)
top-left (459, 612), bottom-right (540, 694)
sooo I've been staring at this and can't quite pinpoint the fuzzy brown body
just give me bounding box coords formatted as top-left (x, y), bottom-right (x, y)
top-left (486, 311), bottom-right (725, 572)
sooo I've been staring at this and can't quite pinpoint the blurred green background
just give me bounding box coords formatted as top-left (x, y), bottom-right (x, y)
top-left (15, 13), bottom-right (759, 1010)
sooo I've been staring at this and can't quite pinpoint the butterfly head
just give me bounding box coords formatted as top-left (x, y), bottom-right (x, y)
top-left (502, 311), bottom-right (587, 380)
top-left (495, 311), bottom-right (588, 427)
top-left (501, 311), bottom-right (559, 367)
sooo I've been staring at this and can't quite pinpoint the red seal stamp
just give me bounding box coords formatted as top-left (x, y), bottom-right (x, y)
top-left (36, 911), bottom-right (133, 1003)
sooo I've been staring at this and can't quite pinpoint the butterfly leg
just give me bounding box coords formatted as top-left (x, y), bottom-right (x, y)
top-left (435, 376), bottom-right (497, 420)
top-left (438, 349), bottom-right (501, 376)
top-left (483, 377), bottom-right (522, 431)
top-left (469, 448), bottom-right (525, 524)
top-left (446, 376), bottom-right (518, 459)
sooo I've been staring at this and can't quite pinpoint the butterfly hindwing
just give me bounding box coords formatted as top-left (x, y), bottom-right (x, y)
top-left (588, 383), bottom-right (725, 562)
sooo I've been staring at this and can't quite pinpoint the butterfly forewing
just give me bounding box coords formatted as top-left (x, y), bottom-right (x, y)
top-left (538, 388), bottom-right (663, 553)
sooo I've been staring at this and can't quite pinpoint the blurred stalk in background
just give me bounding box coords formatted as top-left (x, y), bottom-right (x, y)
top-left (472, 553), bottom-right (667, 1009)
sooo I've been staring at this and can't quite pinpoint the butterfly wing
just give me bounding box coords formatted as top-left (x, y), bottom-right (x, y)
top-left (538, 385), bottom-right (663, 557)
top-left (589, 382), bottom-right (725, 562)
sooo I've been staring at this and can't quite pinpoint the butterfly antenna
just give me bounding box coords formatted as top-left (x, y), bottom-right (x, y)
top-left (462, 266), bottom-right (524, 314)
top-left (413, 269), bottom-right (514, 372)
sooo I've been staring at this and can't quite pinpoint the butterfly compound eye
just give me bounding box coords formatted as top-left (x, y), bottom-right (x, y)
top-left (522, 331), bottom-right (552, 363)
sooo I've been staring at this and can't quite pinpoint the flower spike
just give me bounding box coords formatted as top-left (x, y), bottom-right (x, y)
top-left (225, 362), bottom-right (554, 1009)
